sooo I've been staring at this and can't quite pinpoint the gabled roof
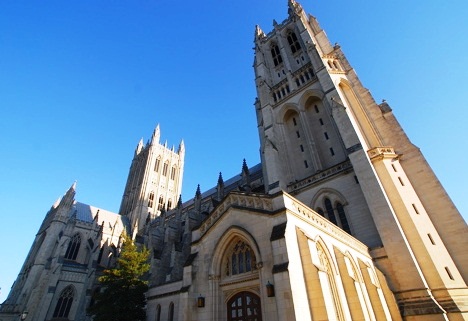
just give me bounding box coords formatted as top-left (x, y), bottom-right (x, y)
top-left (73, 202), bottom-right (129, 228)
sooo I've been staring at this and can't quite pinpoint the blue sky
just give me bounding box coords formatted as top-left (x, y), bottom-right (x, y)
top-left (1, 1), bottom-right (467, 302)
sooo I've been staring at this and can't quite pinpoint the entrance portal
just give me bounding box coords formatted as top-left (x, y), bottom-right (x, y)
top-left (227, 291), bottom-right (262, 321)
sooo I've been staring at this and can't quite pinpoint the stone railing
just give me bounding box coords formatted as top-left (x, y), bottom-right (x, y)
top-left (283, 194), bottom-right (370, 253)
top-left (287, 160), bottom-right (353, 193)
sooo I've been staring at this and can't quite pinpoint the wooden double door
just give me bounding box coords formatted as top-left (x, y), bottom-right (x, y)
top-left (227, 291), bottom-right (262, 321)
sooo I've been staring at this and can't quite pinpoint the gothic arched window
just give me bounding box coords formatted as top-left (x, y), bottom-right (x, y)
top-left (226, 239), bottom-right (257, 276)
top-left (53, 285), bottom-right (75, 318)
top-left (170, 166), bottom-right (177, 180)
top-left (158, 196), bottom-right (164, 211)
top-left (270, 44), bottom-right (283, 66)
top-left (316, 208), bottom-right (325, 217)
top-left (154, 157), bottom-right (161, 172)
top-left (64, 233), bottom-right (81, 261)
top-left (336, 202), bottom-right (351, 234)
top-left (148, 192), bottom-right (155, 208)
top-left (324, 198), bottom-right (338, 225)
top-left (287, 31), bottom-right (301, 54)
top-left (168, 302), bottom-right (174, 321)
top-left (156, 304), bottom-right (161, 321)
top-left (167, 199), bottom-right (172, 210)
top-left (162, 162), bottom-right (169, 176)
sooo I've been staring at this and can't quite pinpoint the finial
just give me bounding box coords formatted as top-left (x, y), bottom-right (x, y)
top-left (136, 138), bottom-right (144, 155)
top-left (242, 159), bottom-right (249, 175)
top-left (194, 185), bottom-right (202, 211)
top-left (218, 172), bottom-right (224, 185)
top-left (151, 124), bottom-right (161, 144)
top-left (177, 195), bottom-right (183, 209)
top-left (217, 172), bottom-right (225, 200)
top-left (288, 0), bottom-right (303, 16)
top-left (254, 25), bottom-right (265, 41)
top-left (61, 181), bottom-right (77, 208)
top-left (195, 184), bottom-right (201, 198)
top-left (178, 140), bottom-right (185, 155)
top-left (240, 159), bottom-right (252, 193)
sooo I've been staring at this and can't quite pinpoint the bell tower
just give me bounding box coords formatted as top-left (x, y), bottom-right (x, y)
top-left (119, 125), bottom-right (185, 234)
top-left (254, 1), bottom-right (468, 319)
top-left (254, 1), bottom-right (349, 192)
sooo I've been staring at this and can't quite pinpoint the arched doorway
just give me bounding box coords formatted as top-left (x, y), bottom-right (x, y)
top-left (227, 291), bottom-right (262, 321)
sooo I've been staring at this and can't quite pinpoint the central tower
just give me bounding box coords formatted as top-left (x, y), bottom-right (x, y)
top-left (119, 125), bottom-right (185, 233)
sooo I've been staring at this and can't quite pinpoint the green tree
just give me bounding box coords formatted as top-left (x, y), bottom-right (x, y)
top-left (88, 233), bottom-right (150, 321)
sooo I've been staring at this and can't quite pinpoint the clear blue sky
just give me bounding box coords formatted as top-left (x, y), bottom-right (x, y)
top-left (1, 1), bottom-right (467, 302)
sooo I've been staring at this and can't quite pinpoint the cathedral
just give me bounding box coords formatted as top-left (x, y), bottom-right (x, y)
top-left (1, 1), bottom-right (467, 320)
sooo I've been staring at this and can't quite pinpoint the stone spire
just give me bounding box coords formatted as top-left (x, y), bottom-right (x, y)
top-left (150, 124), bottom-right (161, 145)
top-left (194, 184), bottom-right (202, 212)
top-left (58, 182), bottom-right (76, 213)
top-left (178, 140), bottom-right (185, 156)
top-left (177, 194), bottom-right (183, 209)
top-left (240, 159), bottom-right (252, 193)
top-left (254, 25), bottom-right (265, 41)
top-left (288, 0), bottom-right (303, 16)
top-left (217, 172), bottom-right (225, 200)
top-left (135, 138), bottom-right (144, 155)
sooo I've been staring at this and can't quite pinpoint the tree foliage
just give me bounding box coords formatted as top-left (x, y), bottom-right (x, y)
top-left (88, 233), bottom-right (150, 321)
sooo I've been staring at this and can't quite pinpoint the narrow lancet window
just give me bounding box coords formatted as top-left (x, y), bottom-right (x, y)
top-left (270, 44), bottom-right (283, 66)
top-left (287, 31), bottom-right (301, 53)
top-left (64, 234), bottom-right (81, 261)
top-left (226, 239), bottom-right (257, 276)
top-left (53, 285), bottom-right (74, 318)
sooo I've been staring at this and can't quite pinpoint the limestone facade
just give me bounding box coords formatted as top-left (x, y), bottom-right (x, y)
top-left (1, 1), bottom-right (467, 321)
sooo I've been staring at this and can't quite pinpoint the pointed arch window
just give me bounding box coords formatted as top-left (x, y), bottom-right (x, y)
top-left (317, 243), bottom-right (344, 320)
top-left (162, 162), bottom-right (169, 176)
top-left (226, 239), bottom-right (257, 276)
top-left (154, 157), bottom-right (161, 172)
top-left (148, 192), bottom-right (155, 208)
top-left (64, 233), bottom-right (81, 261)
top-left (168, 302), bottom-right (174, 321)
top-left (270, 44), bottom-right (283, 66)
top-left (316, 208), bottom-right (325, 217)
top-left (324, 198), bottom-right (338, 225)
top-left (287, 31), bottom-right (301, 54)
top-left (53, 285), bottom-right (75, 318)
top-left (170, 166), bottom-right (177, 180)
top-left (318, 197), bottom-right (352, 234)
top-left (158, 196), bottom-right (164, 211)
top-left (156, 304), bottom-right (161, 321)
top-left (336, 202), bottom-right (351, 234)
top-left (167, 199), bottom-right (172, 210)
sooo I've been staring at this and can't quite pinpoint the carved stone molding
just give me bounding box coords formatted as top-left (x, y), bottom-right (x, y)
top-left (368, 146), bottom-right (398, 161)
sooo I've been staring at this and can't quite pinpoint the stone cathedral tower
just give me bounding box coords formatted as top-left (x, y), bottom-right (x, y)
top-left (119, 125), bottom-right (185, 234)
top-left (254, 0), bottom-right (468, 319)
